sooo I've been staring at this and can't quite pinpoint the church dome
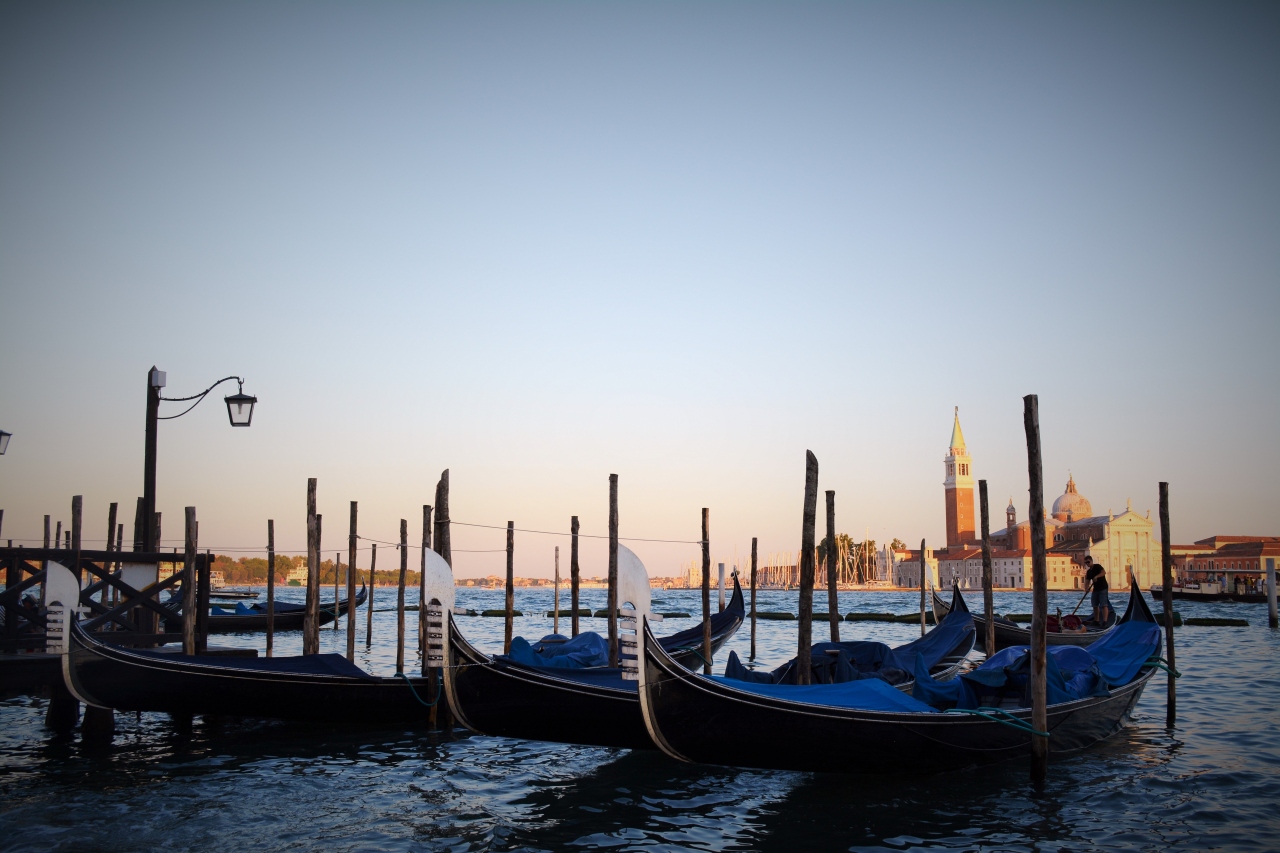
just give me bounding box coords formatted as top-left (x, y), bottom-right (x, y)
top-left (1052, 476), bottom-right (1092, 522)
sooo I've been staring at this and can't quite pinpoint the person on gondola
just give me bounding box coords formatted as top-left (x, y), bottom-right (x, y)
top-left (1084, 557), bottom-right (1110, 626)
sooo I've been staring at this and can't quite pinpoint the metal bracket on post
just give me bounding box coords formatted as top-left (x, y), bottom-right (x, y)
top-left (425, 604), bottom-right (445, 668)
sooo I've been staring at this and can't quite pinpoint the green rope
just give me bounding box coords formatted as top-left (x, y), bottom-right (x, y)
top-left (944, 706), bottom-right (1050, 738)
top-left (1144, 656), bottom-right (1182, 678)
top-left (394, 671), bottom-right (438, 707)
top-left (673, 645), bottom-right (713, 670)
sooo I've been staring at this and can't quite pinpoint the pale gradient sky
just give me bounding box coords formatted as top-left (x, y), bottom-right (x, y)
top-left (1, 2), bottom-right (1277, 578)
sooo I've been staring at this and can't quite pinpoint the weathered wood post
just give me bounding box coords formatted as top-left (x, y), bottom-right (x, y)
top-left (71, 496), bottom-right (82, 581)
top-left (554, 545), bottom-right (560, 635)
top-left (114, 523), bottom-right (124, 608)
top-left (608, 474), bottom-right (619, 667)
top-left (131, 499), bottom-right (144, 551)
top-left (333, 547), bottom-right (340, 630)
top-left (198, 549), bottom-right (212, 652)
top-left (101, 502), bottom-right (118, 606)
top-left (419, 504), bottom-right (432, 661)
top-left (347, 502), bottom-right (359, 662)
top-left (701, 508), bottom-right (712, 675)
top-left (43, 514), bottom-right (50, 549)
top-left (797, 451), bottom-right (819, 686)
top-left (180, 508), bottom-right (197, 654)
top-left (365, 544), bottom-right (377, 648)
top-left (433, 469), bottom-right (451, 566)
top-left (1268, 557), bottom-right (1279, 630)
top-left (1024, 393), bottom-right (1049, 788)
top-left (750, 537), bottom-right (758, 661)
top-left (55, 520), bottom-right (62, 550)
top-left (571, 516), bottom-right (581, 637)
top-left (396, 519), bottom-right (408, 673)
top-left (825, 490), bottom-right (839, 642)
top-left (505, 521), bottom-right (515, 654)
top-left (1158, 482), bottom-right (1177, 726)
top-left (266, 520), bottom-right (275, 657)
top-left (304, 478), bottom-right (319, 655)
top-left (718, 563), bottom-right (725, 612)
top-left (979, 480), bottom-right (995, 655)
top-left (919, 539), bottom-right (927, 637)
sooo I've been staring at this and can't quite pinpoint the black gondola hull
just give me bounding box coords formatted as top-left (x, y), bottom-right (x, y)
top-left (640, 622), bottom-right (1153, 774)
top-left (932, 589), bottom-right (1113, 652)
top-left (163, 585), bottom-right (367, 634)
top-left (65, 618), bottom-right (432, 723)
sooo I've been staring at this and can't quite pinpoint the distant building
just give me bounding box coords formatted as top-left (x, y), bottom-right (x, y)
top-left (1171, 536), bottom-right (1280, 595)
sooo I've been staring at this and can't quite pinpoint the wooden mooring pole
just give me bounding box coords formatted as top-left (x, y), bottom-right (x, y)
top-left (608, 474), bottom-right (619, 668)
top-left (366, 544), bottom-right (377, 648)
top-left (505, 521), bottom-right (515, 654)
top-left (919, 539), bottom-right (927, 637)
top-left (43, 514), bottom-right (50, 549)
top-left (1158, 483), bottom-right (1177, 727)
top-left (825, 490), bottom-right (839, 642)
top-left (1024, 393), bottom-right (1049, 789)
top-left (554, 546), bottom-right (560, 636)
top-left (979, 480), bottom-right (996, 656)
top-left (750, 536), bottom-right (758, 661)
top-left (304, 478), bottom-right (319, 655)
top-left (102, 502), bottom-right (118, 607)
top-left (701, 508), bottom-right (712, 675)
top-left (419, 504), bottom-right (431, 661)
top-left (797, 450), bottom-right (819, 686)
top-left (396, 519), bottom-right (407, 673)
top-left (266, 520), bottom-right (275, 657)
top-left (348, 502), bottom-right (359, 662)
top-left (333, 548), bottom-right (340, 630)
top-left (571, 516), bottom-right (580, 638)
top-left (1268, 557), bottom-right (1279, 631)
top-left (183, 507), bottom-right (198, 655)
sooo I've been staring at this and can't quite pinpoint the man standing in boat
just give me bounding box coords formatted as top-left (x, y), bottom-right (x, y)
top-left (1084, 557), bottom-right (1111, 627)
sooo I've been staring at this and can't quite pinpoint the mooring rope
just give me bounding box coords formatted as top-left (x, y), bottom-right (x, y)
top-left (943, 706), bottom-right (1050, 737)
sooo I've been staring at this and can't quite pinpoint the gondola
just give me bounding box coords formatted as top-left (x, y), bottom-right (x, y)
top-left (637, 578), bottom-right (1161, 774)
top-left (932, 587), bottom-right (1115, 652)
top-left (442, 549), bottom-right (745, 750)
top-left (723, 584), bottom-right (974, 692)
top-left (62, 572), bottom-right (441, 723)
top-left (163, 585), bottom-right (367, 634)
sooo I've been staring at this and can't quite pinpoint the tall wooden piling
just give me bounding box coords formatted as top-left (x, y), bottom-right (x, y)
top-left (304, 478), bottom-right (319, 655)
top-left (433, 469), bottom-right (451, 566)
top-left (571, 516), bottom-right (581, 637)
top-left (366, 544), bottom-right (377, 648)
top-left (919, 539), bottom-right (927, 637)
top-left (825, 490), bottom-right (839, 642)
top-left (505, 521), bottom-right (515, 654)
top-left (1158, 483), bottom-right (1177, 726)
top-left (396, 519), bottom-right (408, 673)
top-left (348, 502), bottom-right (359, 662)
top-left (419, 504), bottom-right (432, 661)
top-left (55, 520), bottom-right (62, 550)
top-left (979, 480), bottom-right (995, 655)
top-left (333, 547), bottom-right (340, 630)
top-left (114, 523), bottom-right (123, 608)
top-left (183, 507), bottom-right (198, 655)
top-left (608, 474), bottom-right (619, 668)
top-left (701, 508), bottom-right (712, 675)
top-left (266, 520), bottom-right (275, 657)
top-left (102, 502), bottom-right (118, 606)
top-left (44, 514), bottom-right (50, 548)
top-left (750, 537), bottom-right (758, 661)
top-left (797, 451), bottom-right (819, 686)
top-left (131, 499), bottom-right (144, 551)
top-left (1267, 557), bottom-right (1278, 630)
top-left (554, 546), bottom-right (560, 635)
top-left (198, 549), bottom-right (211, 653)
top-left (1024, 394), bottom-right (1049, 788)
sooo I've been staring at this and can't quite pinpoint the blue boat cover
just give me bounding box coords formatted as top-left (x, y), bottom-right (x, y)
top-left (507, 632), bottom-right (611, 669)
top-left (723, 596), bottom-right (974, 686)
top-left (123, 647), bottom-right (378, 679)
top-left (711, 675), bottom-right (936, 713)
top-left (911, 621), bottom-right (1160, 710)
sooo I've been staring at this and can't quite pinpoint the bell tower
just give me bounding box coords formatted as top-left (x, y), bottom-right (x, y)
top-left (943, 407), bottom-right (976, 549)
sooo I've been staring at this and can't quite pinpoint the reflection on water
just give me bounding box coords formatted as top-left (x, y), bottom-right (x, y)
top-left (2, 589), bottom-right (1278, 851)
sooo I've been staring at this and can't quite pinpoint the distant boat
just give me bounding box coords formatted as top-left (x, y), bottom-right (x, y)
top-left (164, 585), bottom-right (367, 633)
top-left (932, 588), bottom-right (1115, 652)
top-left (1150, 582), bottom-right (1265, 604)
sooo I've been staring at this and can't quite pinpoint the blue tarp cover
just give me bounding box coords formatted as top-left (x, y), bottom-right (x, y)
top-left (711, 675), bottom-right (936, 713)
top-left (507, 632), bottom-right (611, 669)
top-left (723, 596), bottom-right (974, 686)
top-left (911, 620), bottom-right (1160, 710)
top-left (124, 647), bottom-right (378, 679)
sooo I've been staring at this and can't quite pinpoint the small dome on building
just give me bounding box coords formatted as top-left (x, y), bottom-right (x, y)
top-left (1052, 476), bottom-right (1092, 522)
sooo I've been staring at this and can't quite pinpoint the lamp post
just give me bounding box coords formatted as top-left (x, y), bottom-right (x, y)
top-left (142, 366), bottom-right (256, 550)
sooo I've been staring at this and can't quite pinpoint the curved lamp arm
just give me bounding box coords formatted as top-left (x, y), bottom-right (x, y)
top-left (158, 376), bottom-right (245, 420)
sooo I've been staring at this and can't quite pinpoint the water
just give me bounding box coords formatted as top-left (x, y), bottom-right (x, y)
top-left (3, 587), bottom-right (1278, 851)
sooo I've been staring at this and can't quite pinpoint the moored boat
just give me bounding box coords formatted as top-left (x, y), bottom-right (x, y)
top-left (164, 585), bottom-right (367, 633)
top-left (932, 588), bottom-right (1115, 652)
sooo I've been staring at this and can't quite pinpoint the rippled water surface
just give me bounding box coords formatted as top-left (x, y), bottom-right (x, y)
top-left (3, 587), bottom-right (1278, 851)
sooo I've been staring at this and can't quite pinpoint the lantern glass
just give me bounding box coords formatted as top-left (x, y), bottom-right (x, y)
top-left (0, 430), bottom-right (10, 454)
top-left (223, 393), bottom-right (256, 427)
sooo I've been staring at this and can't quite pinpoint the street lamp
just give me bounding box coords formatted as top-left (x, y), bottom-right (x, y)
top-left (142, 367), bottom-right (257, 551)
top-left (0, 430), bottom-right (10, 454)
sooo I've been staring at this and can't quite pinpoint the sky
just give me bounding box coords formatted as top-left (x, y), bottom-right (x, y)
top-left (1, 1), bottom-right (1277, 578)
